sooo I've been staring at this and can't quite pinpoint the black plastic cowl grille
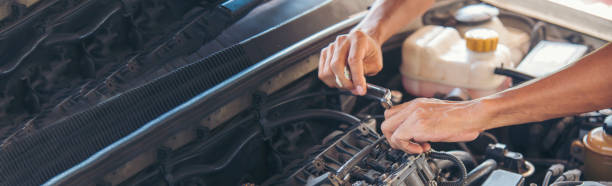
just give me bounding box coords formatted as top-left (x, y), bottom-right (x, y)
top-left (0, 44), bottom-right (252, 186)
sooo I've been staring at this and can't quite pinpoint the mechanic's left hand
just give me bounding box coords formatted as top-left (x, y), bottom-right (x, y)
top-left (381, 98), bottom-right (489, 153)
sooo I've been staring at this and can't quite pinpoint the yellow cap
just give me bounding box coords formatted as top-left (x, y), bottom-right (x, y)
top-left (465, 28), bottom-right (499, 52)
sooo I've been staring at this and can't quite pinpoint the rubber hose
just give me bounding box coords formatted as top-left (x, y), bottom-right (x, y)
top-left (262, 90), bottom-right (383, 112)
top-left (465, 159), bottom-right (497, 186)
top-left (433, 151), bottom-right (476, 170)
top-left (429, 151), bottom-right (467, 186)
top-left (264, 109), bottom-right (361, 128)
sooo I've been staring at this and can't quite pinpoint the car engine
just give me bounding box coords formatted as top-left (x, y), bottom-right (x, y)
top-left (0, 0), bottom-right (611, 186)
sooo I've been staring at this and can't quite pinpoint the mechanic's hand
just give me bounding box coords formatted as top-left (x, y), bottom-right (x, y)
top-left (381, 98), bottom-right (489, 154)
top-left (318, 30), bottom-right (383, 95)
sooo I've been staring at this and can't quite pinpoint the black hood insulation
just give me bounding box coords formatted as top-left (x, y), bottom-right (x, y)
top-left (0, 44), bottom-right (254, 186)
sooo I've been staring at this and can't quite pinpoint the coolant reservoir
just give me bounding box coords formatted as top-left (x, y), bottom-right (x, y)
top-left (454, 4), bottom-right (530, 64)
top-left (400, 26), bottom-right (513, 98)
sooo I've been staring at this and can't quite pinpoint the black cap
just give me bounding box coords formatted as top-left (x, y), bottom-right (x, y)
top-left (604, 115), bottom-right (612, 135)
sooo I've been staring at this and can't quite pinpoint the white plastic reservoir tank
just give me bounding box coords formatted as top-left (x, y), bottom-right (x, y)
top-left (400, 26), bottom-right (514, 98)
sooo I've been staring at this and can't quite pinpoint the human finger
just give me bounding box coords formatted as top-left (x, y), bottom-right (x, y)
top-left (347, 33), bottom-right (367, 95)
top-left (330, 36), bottom-right (353, 89)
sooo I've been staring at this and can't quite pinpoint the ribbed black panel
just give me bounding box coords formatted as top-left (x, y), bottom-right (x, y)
top-left (0, 44), bottom-right (252, 186)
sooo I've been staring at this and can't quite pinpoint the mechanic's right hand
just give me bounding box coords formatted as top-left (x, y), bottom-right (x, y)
top-left (381, 98), bottom-right (489, 153)
top-left (318, 30), bottom-right (383, 96)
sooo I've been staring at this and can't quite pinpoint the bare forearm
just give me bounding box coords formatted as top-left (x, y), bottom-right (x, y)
top-left (355, 0), bottom-right (434, 45)
top-left (480, 43), bottom-right (612, 129)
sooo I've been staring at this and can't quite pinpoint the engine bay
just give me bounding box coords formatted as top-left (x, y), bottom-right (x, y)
top-left (1, 0), bottom-right (611, 186)
top-left (111, 1), bottom-right (610, 185)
